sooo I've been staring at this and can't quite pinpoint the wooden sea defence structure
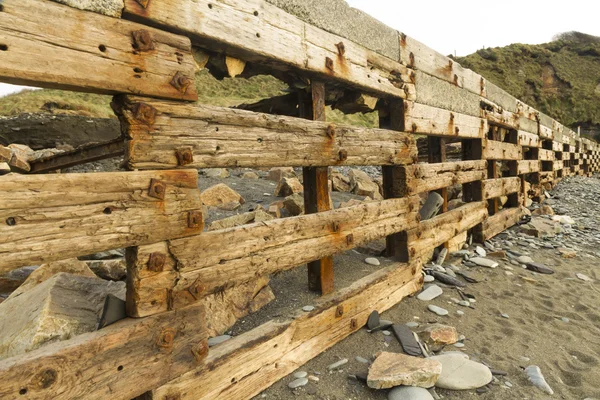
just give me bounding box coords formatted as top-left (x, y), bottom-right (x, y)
top-left (0, 0), bottom-right (598, 398)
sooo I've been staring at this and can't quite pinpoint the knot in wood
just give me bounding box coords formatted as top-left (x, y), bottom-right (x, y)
top-left (131, 102), bottom-right (157, 126)
top-left (175, 147), bottom-right (194, 166)
top-left (131, 30), bottom-right (154, 52)
top-left (325, 57), bottom-right (334, 72)
top-left (170, 71), bottom-right (192, 94)
top-left (345, 233), bottom-right (354, 245)
top-left (335, 42), bottom-right (346, 56)
top-left (147, 252), bottom-right (167, 272)
top-left (31, 369), bottom-right (57, 390)
top-left (156, 328), bottom-right (177, 349)
top-left (148, 179), bottom-right (166, 200)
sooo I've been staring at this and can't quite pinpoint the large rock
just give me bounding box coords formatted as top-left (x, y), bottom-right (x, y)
top-left (429, 353), bottom-right (492, 390)
top-left (7, 259), bottom-right (95, 301)
top-left (417, 324), bottom-right (458, 345)
top-left (51, 0), bottom-right (124, 17)
top-left (85, 259), bottom-right (127, 281)
top-left (367, 352), bottom-right (442, 389)
top-left (208, 209), bottom-right (275, 231)
top-left (0, 273), bottom-right (125, 359)
top-left (349, 169), bottom-right (382, 200)
top-left (283, 193), bottom-right (305, 216)
top-left (331, 170), bottom-right (351, 192)
top-left (201, 183), bottom-right (245, 209)
top-left (267, 167), bottom-right (296, 181)
top-left (202, 277), bottom-right (275, 337)
top-left (519, 217), bottom-right (561, 238)
top-left (275, 177), bottom-right (304, 197)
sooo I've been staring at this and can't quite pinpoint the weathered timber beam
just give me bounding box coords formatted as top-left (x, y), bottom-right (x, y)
top-left (482, 139), bottom-right (522, 160)
top-left (126, 195), bottom-right (421, 317)
top-left (0, 302), bottom-right (207, 400)
top-left (403, 201), bottom-right (488, 260)
top-left (518, 130), bottom-right (540, 147)
top-left (0, 170), bottom-right (203, 273)
top-left (149, 261), bottom-right (422, 399)
top-left (396, 160), bottom-right (488, 196)
top-left (28, 138), bottom-right (125, 174)
top-left (517, 160), bottom-right (541, 175)
top-left (538, 149), bottom-right (555, 161)
top-left (114, 96), bottom-right (417, 170)
top-left (481, 177), bottom-right (521, 200)
top-left (405, 101), bottom-right (487, 138)
top-left (481, 206), bottom-right (524, 241)
top-left (121, 0), bottom-right (415, 100)
top-left (0, 0), bottom-right (197, 100)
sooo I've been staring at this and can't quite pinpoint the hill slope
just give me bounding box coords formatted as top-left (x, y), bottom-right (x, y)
top-left (455, 32), bottom-right (600, 138)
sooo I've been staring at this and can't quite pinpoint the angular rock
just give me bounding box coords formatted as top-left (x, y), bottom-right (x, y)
top-left (532, 205), bottom-right (554, 216)
top-left (420, 192), bottom-right (444, 221)
top-left (427, 305), bottom-right (448, 316)
top-left (85, 259), bottom-right (127, 281)
top-left (388, 386), bottom-right (434, 400)
top-left (469, 257), bottom-right (498, 268)
top-left (52, 0), bottom-right (124, 17)
top-left (0, 266), bottom-right (37, 294)
top-left (526, 263), bottom-right (554, 274)
top-left (520, 218), bottom-right (561, 238)
top-left (98, 293), bottom-right (127, 329)
top-left (275, 177), bottom-right (304, 197)
top-left (267, 167), bottom-right (296, 182)
top-left (430, 353), bottom-right (492, 390)
top-left (367, 310), bottom-right (380, 330)
top-left (208, 209), bottom-right (274, 231)
top-left (417, 324), bottom-right (458, 345)
top-left (367, 352), bottom-right (442, 389)
top-left (242, 171), bottom-right (260, 179)
top-left (338, 198), bottom-right (366, 208)
top-left (283, 193), bottom-right (305, 216)
top-left (331, 170), bottom-right (352, 192)
top-left (0, 162), bottom-right (10, 175)
top-left (0, 145), bottom-right (11, 162)
top-left (392, 324), bottom-right (422, 357)
top-left (8, 151), bottom-right (30, 173)
top-left (557, 247), bottom-right (577, 258)
top-left (201, 183), bottom-right (245, 208)
top-left (349, 169), bottom-right (382, 200)
top-left (204, 168), bottom-right (230, 178)
top-left (417, 285), bottom-right (443, 301)
top-left (0, 273), bottom-right (125, 359)
top-left (525, 365), bottom-right (553, 395)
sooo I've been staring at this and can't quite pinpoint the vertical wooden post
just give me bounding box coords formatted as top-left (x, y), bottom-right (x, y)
top-left (380, 98), bottom-right (409, 261)
top-left (487, 126), bottom-right (500, 214)
top-left (300, 82), bottom-right (334, 295)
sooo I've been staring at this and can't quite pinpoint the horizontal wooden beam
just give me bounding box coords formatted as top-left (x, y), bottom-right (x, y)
top-left (396, 160), bottom-right (487, 196)
top-left (127, 195), bottom-right (421, 317)
top-left (122, 0), bottom-right (415, 100)
top-left (517, 160), bottom-right (540, 175)
top-left (538, 149), bottom-right (555, 161)
top-left (0, 302), bottom-right (207, 400)
top-left (29, 138), bottom-right (125, 174)
top-left (0, 170), bottom-right (203, 273)
top-left (404, 201), bottom-right (488, 259)
top-left (482, 139), bottom-right (522, 160)
top-left (481, 206), bottom-right (524, 240)
top-left (115, 96), bottom-right (417, 169)
top-left (518, 130), bottom-right (540, 147)
top-left (0, 0), bottom-right (197, 100)
top-left (482, 177), bottom-right (521, 199)
top-left (150, 261), bottom-right (422, 399)
top-left (404, 102), bottom-right (486, 138)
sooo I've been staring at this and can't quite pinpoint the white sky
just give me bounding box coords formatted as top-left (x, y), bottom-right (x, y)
top-left (1, 1), bottom-right (599, 97)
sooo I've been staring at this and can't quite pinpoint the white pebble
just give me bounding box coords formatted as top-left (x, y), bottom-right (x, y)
top-left (365, 257), bottom-right (380, 266)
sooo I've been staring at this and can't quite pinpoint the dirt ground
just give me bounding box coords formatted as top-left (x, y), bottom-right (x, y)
top-left (201, 174), bottom-right (600, 400)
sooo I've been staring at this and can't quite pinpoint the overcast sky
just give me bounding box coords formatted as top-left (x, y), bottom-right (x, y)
top-left (0, 1), bottom-right (599, 97)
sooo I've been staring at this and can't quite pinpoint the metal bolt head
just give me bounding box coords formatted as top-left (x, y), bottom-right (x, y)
top-left (147, 252), bottom-right (167, 272)
top-left (187, 210), bottom-right (203, 229)
top-left (191, 341), bottom-right (208, 362)
top-left (156, 328), bottom-right (176, 349)
top-left (335, 305), bottom-right (344, 318)
top-left (131, 30), bottom-right (154, 52)
top-left (131, 102), bottom-right (157, 126)
top-left (335, 42), bottom-right (346, 56)
top-left (338, 149), bottom-right (348, 162)
top-left (326, 124), bottom-right (336, 139)
top-left (325, 57), bottom-right (334, 71)
top-left (175, 147), bottom-right (194, 166)
top-left (148, 179), bottom-right (166, 200)
top-left (170, 71), bottom-right (192, 94)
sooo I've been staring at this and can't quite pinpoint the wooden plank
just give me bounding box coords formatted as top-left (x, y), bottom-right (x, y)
top-left (127, 195), bottom-right (421, 317)
top-left (115, 96), bottom-right (417, 169)
top-left (398, 160), bottom-right (487, 196)
top-left (301, 82), bottom-right (334, 295)
top-left (0, 0), bottom-right (197, 100)
top-left (151, 261), bottom-right (422, 400)
top-left (539, 124), bottom-right (554, 140)
top-left (482, 139), bottom-right (522, 160)
top-left (122, 0), bottom-right (415, 100)
top-left (538, 149), bottom-right (555, 161)
top-left (481, 207), bottom-right (524, 240)
top-left (482, 177), bottom-right (521, 199)
top-left (0, 302), bottom-right (207, 400)
top-left (404, 101), bottom-right (486, 138)
top-left (518, 130), bottom-right (540, 147)
top-left (29, 138), bottom-right (125, 174)
top-left (553, 141), bottom-right (563, 152)
top-left (0, 170), bottom-right (202, 273)
top-left (404, 201), bottom-right (488, 260)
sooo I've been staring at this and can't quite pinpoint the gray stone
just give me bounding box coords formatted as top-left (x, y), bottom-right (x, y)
top-left (430, 353), bottom-right (492, 390)
top-left (517, 255), bottom-right (534, 264)
top-left (525, 365), bottom-right (553, 395)
top-left (328, 358), bottom-right (348, 370)
top-left (288, 377), bottom-right (309, 389)
top-left (356, 356), bottom-right (370, 364)
top-left (420, 192), bottom-right (444, 221)
top-left (457, 300), bottom-right (470, 307)
top-left (475, 246), bottom-right (487, 257)
top-left (427, 305), bottom-right (448, 316)
top-left (367, 310), bottom-right (380, 329)
top-left (85, 259), bottom-right (127, 281)
top-left (365, 257), bottom-right (381, 266)
top-left (424, 275), bottom-right (435, 283)
top-left (52, 0), bottom-right (123, 17)
top-left (406, 321), bottom-right (420, 328)
top-left (417, 285), bottom-right (443, 301)
top-left (302, 305), bottom-right (315, 312)
top-left (577, 273), bottom-right (593, 282)
top-left (388, 386), bottom-right (434, 400)
top-left (208, 335), bottom-right (232, 347)
top-left (293, 371), bottom-right (308, 379)
top-left (469, 257), bottom-right (498, 268)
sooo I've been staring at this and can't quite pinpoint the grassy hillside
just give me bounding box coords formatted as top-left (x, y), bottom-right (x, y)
top-left (0, 70), bottom-right (377, 127)
top-left (455, 32), bottom-right (600, 133)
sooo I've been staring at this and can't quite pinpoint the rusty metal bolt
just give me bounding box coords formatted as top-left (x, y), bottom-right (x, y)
top-left (136, 0), bottom-right (150, 8)
top-left (335, 305), bottom-right (344, 318)
top-left (331, 221), bottom-right (340, 233)
top-left (325, 57), bottom-right (334, 72)
top-left (338, 149), bottom-right (348, 162)
top-left (409, 52), bottom-right (415, 67)
top-left (326, 124), bottom-right (336, 139)
top-left (148, 179), bottom-right (166, 200)
top-left (131, 30), bottom-right (154, 52)
top-left (411, 123), bottom-right (418, 133)
top-left (187, 211), bottom-right (203, 229)
top-left (170, 71), bottom-right (192, 94)
top-left (191, 342), bottom-right (208, 362)
top-left (350, 318), bottom-right (358, 329)
top-left (346, 233), bottom-right (354, 245)
top-left (156, 328), bottom-right (176, 350)
top-left (131, 102), bottom-right (157, 126)
top-left (188, 281), bottom-right (206, 299)
top-left (335, 42), bottom-right (346, 56)
top-left (175, 147), bottom-right (194, 166)
top-left (455, 127), bottom-right (460, 135)
top-left (147, 252), bottom-right (167, 272)
top-left (410, 247), bottom-right (417, 257)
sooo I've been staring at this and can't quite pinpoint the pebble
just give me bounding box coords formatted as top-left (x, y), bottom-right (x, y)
top-left (382, 330), bottom-right (391, 336)
top-left (365, 257), bottom-right (381, 266)
top-left (327, 359), bottom-right (348, 370)
top-left (457, 300), bottom-right (470, 307)
top-left (475, 246), bottom-right (487, 257)
top-left (355, 356), bottom-right (370, 364)
top-left (469, 257), bottom-right (498, 268)
top-left (501, 313), bottom-right (510, 319)
top-left (525, 365), bottom-right (553, 395)
top-left (417, 284), bottom-right (443, 301)
top-left (302, 306), bottom-right (315, 312)
top-left (406, 321), bottom-right (420, 328)
top-left (288, 377), bottom-right (309, 389)
top-left (424, 275), bottom-right (435, 283)
top-left (293, 371), bottom-right (308, 379)
top-left (208, 335), bottom-right (232, 347)
top-left (308, 375), bottom-right (319, 382)
top-left (576, 273), bottom-right (593, 282)
top-left (505, 381), bottom-right (513, 388)
top-left (505, 271), bottom-right (514, 276)
top-left (456, 310), bottom-right (465, 316)
top-left (388, 386), bottom-right (434, 400)
top-left (561, 317), bottom-right (570, 323)
top-left (454, 343), bottom-right (465, 348)
top-left (428, 305), bottom-right (449, 316)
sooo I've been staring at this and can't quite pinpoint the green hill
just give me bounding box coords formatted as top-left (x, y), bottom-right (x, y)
top-left (455, 31), bottom-right (600, 138)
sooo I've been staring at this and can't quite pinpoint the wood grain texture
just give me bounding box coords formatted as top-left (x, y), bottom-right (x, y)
top-left (115, 96), bottom-right (417, 169)
top-left (538, 149), bottom-right (555, 161)
top-left (518, 130), bottom-right (540, 148)
top-left (0, 302), bottom-right (207, 400)
top-left (150, 261), bottom-right (422, 399)
top-left (517, 160), bottom-right (541, 175)
top-left (122, 0), bottom-right (415, 99)
top-left (405, 101), bottom-right (486, 138)
top-left (0, 170), bottom-right (202, 273)
top-left (481, 207), bottom-right (524, 240)
top-left (398, 160), bottom-right (487, 196)
top-left (482, 139), bottom-right (523, 160)
top-left (482, 177), bottom-right (521, 200)
top-left (0, 0), bottom-right (197, 100)
top-left (126, 196), bottom-right (421, 317)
